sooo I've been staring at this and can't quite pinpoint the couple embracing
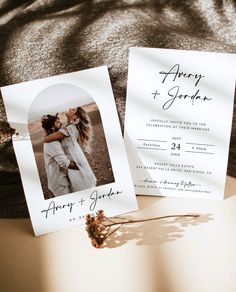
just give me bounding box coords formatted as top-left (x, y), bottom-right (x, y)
top-left (41, 107), bottom-right (97, 197)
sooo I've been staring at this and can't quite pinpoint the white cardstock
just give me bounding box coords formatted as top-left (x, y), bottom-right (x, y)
top-left (2, 66), bottom-right (138, 236)
top-left (124, 47), bottom-right (236, 200)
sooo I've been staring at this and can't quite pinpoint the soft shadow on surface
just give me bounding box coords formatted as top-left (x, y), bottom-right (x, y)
top-left (0, 219), bottom-right (44, 292)
top-left (1, 218), bottom-right (34, 236)
top-left (104, 213), bottom-right (213, 249)
top-left (136, 194), bottom-right (163, 209)
top-left (224, 176), bottom-right (236, 199)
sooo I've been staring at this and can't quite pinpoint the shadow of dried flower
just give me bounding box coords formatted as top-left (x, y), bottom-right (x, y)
top-left (85, 210), bottom-right (200, 248)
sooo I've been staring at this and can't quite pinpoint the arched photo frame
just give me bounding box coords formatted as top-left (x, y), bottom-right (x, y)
top-left (28, 83), bottom-right (114, 200)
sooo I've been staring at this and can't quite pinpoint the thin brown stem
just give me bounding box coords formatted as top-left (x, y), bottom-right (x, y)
top-left (104, 214), bottom-right (200, 228)
top-left (106, 223), bottom-right (124, 238)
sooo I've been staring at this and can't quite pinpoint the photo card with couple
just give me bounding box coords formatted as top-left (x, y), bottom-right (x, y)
top-left (1, 66), bottom-right (138, 236)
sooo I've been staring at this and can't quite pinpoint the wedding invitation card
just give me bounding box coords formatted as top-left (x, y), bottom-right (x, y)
top-left (1, 66), bottom-right (138, 235)
top-left (124, 48), bottom-right (236, 199)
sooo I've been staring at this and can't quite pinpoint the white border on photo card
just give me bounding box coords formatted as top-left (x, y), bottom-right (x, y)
top-left (1, 66), bottom-right (138, 236)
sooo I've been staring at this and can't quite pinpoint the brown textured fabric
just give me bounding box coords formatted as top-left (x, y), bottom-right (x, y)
top-left (0, 0), bottom-right (235, 217)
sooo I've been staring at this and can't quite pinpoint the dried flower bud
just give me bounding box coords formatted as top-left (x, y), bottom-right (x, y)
top-left (85, 212), bottom-right (109, 248)
top-left (0, 120), bottom-right (16, 144)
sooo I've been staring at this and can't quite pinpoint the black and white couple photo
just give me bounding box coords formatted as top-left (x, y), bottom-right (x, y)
top-left (28, 87), bottom-right (115, 200)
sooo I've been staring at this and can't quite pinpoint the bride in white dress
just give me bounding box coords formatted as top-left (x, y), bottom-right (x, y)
top-left (44, 107), bottom-right (97, 192)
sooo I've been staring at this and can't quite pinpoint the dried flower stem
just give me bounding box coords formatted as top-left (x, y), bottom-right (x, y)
top-left (103, 214), bottom-right (200, 227)
top-left (85, 210), bottom-right (200, 248)
top-left (103, 214), bottom-right (200, 238)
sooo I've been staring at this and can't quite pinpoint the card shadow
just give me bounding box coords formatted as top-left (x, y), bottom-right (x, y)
top-left (224, 175), bottom-right (236, 199)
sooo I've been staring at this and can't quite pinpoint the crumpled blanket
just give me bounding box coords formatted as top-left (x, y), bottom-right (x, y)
top-left (0, 0), bottom-right (235, 217)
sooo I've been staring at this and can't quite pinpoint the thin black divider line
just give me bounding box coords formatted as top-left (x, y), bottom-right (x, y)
top-left (185, 151), bottom-right (214, 154)
top-left (138, 138), bottom-right (167, 143)
top-left (185, 142), bottom-right (215, 146)
top-left (137, 147), bottom-right (167, 150)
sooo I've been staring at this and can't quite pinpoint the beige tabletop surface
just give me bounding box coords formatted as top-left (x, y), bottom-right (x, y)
top-left (1, 176), bottom-right (236, 292)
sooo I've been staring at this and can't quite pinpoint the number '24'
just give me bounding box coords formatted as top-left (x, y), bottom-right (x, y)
top-left (171, 143), bottom-right (181, 150)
